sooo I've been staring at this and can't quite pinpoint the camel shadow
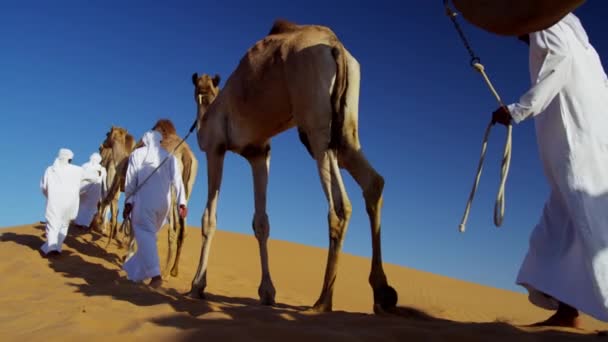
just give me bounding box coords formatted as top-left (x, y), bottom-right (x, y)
top-left (0, 228), bottom-right (598, 341)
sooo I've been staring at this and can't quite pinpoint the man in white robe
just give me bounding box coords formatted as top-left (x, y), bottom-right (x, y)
top-left (122, 130), bottom-right (187, 288)
top-left (40, 148), bottom-right (85, 256)
top-left (74, 152), bottom-right (107, 229)
top-left (492, 13), bottom-right (608, 327)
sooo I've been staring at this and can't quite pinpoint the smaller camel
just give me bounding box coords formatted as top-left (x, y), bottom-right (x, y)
top-left (91, 126), bottom-right (135, 245)
top-left (151, 118), bottom-right (199, 277)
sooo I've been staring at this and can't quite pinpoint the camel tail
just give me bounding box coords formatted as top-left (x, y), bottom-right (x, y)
top-left (329, 43), bottom-right (349, 150)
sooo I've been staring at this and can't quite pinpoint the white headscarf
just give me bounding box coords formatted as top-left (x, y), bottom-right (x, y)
top-left (82, 152), bottom-right (103, 172)
top-left (560, 13), bottom-right (590, 49)
top-left (141, 130), bottom-right (163, 166)
top-left (51, 148), bottom-right (74, 171)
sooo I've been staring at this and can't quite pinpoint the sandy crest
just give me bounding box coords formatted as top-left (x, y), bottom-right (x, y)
top-left (0, 223), bottom-right (606, 341)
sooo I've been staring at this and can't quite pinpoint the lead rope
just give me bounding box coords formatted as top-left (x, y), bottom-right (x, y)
top-left (443, 0), bottom-right (513, 232)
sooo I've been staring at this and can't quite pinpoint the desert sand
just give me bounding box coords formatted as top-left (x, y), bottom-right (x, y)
top-left (0, 223), bottom-right (606, 341)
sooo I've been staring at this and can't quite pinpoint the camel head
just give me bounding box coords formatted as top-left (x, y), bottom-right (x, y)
top-left (191, 73), bottom-right (221, 123)
top-left (102, 126), bottom-right (127, 148)
top-left (152, 118), bottom-right (177, 139)
top-left (101, 126), bottom-right (135, 157)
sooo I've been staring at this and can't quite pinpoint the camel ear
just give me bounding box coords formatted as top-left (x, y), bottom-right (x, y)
top-left (192, 73), bottom-right (199, 85)
top-left (212, 74), bottom-right (221, 87)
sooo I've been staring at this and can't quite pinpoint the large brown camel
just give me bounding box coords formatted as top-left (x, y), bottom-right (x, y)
top-left (189, 19), bottom-right (397, 313)
top-left (150, 119), bottom-right (199, 277)
top-left (91, 126), bottom-right (135, 245)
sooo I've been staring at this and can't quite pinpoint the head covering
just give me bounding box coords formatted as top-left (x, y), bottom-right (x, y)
top-left (560, 13), bottom-right (590, 49)
top-left (141, 130), bottom-right (163, 165)
top-left (52, 148), bottom-right (74, 171)
top-left (82, 152), bottom-right (103, 172)
top-left (89, 152), bottom-right (102, 165)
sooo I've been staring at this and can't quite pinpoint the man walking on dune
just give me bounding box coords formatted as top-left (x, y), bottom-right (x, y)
top-left (122, 130), bottom-right (188, 289)
top-left (40, 148), bottom-right (87, 256)
top-left (492, 13), bottom-right (608, 327)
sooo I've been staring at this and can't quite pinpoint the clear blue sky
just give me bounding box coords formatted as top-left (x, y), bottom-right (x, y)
top-left (1, 0), bottom-right (606, 293)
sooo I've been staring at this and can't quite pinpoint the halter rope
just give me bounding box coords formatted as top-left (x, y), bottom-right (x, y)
top-left (443, 0), bottom-right (513, 232)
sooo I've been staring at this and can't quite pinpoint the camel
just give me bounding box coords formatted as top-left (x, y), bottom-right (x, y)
top-left (91, 126), bottom-right (136, 245)
top-left (189, 19), bottom-right (397, 313)
top-left (150, 119), bottom-right (199, 277)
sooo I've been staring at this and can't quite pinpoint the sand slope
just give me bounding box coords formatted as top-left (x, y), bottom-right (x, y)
top-left (0, 223), bottom-right (606, 341)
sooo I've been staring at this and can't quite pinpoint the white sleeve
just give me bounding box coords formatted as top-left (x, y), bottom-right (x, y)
top-left (171, 156), bottom-right (187, 207)
top-left (508, 28), bottom-right (573, 124)
top-left (40, 168), bottom-right (49, 197)
top-left (124, 154), bottom-right (137, 205)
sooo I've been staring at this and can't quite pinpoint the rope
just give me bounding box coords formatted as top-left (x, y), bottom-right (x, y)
top-left (443, 0), bottom-right (513, 233)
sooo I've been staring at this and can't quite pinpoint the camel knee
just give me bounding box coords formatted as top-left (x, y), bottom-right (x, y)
top-left (252, 212), bottom-right (270, 241)
top-left (341, 200), bottom-right (353, 222)
top-left (328, 211), bottom-right (347, 242)
top-left (201, 212), bottom-right (217, 239)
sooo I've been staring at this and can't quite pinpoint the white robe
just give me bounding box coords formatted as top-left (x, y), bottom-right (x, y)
top-left (122, 131), bottom-right (187, 282)
top-left (40, 158), bottom-right (84, 254)
top-left (74, 159), bottom-right (107, 227)
top-left (508, 14), bottom-right (608, 321)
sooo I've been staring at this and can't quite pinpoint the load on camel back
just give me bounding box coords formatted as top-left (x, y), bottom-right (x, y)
top-left (450, 0), bottom-right (585, 36)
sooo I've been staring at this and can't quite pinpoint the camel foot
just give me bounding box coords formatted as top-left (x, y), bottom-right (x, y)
top-left (258, 280), bottom-right (276, 306)
top-left (259, 293), bottom-right (276, 306)
top-left (188, 286), bottom-right (206, 299)
top-left (311, 300), bottom-right (332, 313)
top-left (373, 285), bottom-right (398, 312)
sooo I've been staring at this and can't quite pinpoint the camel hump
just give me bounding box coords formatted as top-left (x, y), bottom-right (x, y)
top-left (268, 19), bottom-right (300, 35)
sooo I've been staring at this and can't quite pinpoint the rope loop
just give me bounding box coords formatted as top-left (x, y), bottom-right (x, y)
top-left (444, 0), bottom-right (513, 233)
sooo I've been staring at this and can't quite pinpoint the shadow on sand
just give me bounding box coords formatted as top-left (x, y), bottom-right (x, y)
top-left (0, 226), bottom-right (600, 341)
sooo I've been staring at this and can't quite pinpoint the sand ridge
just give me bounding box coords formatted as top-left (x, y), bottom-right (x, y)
top-left (0, 223), bottom-right (606, 341)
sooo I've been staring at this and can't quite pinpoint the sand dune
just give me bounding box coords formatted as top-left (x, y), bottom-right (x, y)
top-left (0, 223), bottom-right (606, 341)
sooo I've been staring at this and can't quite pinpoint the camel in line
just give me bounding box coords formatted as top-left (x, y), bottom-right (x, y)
top-left (91, 126), bottom-right (135, 245)
top-left (189, 19), bottom-right (397, 313)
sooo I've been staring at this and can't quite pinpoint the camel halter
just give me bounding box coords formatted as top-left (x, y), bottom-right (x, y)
top-left (444, 0), bottom-right (513, 233)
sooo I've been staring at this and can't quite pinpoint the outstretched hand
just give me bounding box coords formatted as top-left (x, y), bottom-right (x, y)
top-left (123, 203), bottom-right (133, 220)
top-left (492, 106), bottom-right (512, 126)
top-left (179, 204), bottom-right (188, 219)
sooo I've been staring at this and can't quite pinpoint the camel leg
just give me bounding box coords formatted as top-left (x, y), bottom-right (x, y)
top-left (166, 193), bottom-right (187, 277)
top-left (246, 145), bottom-right (276, 305)
top-left (189, 150), bottom-right (225, 298)
top-left (312, 148), bottom-right (352, 312)
top-left (164, 191), bottom-right (179, 277)
top-left (106, 193), bottom-right (120, 247)
top-left (163, 198), bottom-right (176, 278)
top-left (339, 146), bottom-right (397, 312)
top-left (170, 215), bottom-right (186, 277)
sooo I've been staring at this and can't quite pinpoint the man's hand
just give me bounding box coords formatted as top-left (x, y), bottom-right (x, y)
top-left (492, 106), bottom-right (512, 126)
top-left (178, 204), bottom-right (188, 219)
top-left (123, 203), bottom-right (133, 220)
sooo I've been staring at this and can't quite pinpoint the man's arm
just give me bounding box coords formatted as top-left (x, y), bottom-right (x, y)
top-left (124, 154), bottom-right (138, 205)
top-left (508, 27), bottom-right (573, 124)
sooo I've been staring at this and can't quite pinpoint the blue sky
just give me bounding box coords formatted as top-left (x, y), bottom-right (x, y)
top-left (1, 0), bottom-right (606, 293)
